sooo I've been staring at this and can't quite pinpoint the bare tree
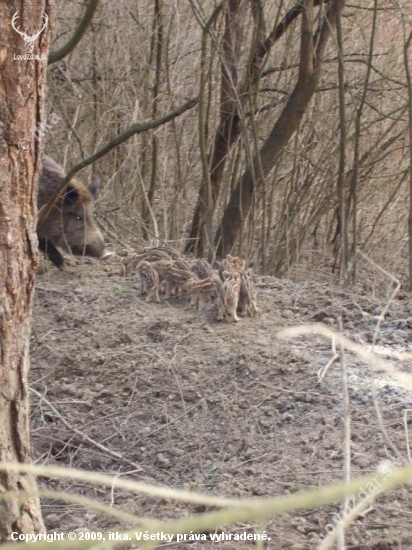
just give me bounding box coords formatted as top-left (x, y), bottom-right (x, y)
top-left (44, 1), bottom-right (411, 278)
top-left (215, 0), bottom-right (347, 258)
top-left (142, 0), bottom-right (164, 239)
top-left (186, 0), bottom-right (315, 258)
top-left (186, 0), bottom-right (243, 257)
top-left (403, 24), bottom-right (412, 289)
top-left (0, 6), bottom-right (51, 540)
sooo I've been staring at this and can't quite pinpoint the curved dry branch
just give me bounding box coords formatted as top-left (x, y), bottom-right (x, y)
top-left (37, 97), bottom-right (198, 229)
top-left (248, 0), bottom-right (326, 85)
top-left (48, 0), bottom-right (100, 65)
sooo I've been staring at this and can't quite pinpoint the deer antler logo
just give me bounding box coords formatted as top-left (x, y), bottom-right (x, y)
top-left (11, 11), bottom-right (49, 54)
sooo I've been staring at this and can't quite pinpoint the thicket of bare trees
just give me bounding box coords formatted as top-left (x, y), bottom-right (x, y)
top-left (2, 0), bottom-right (412, 541)
top-left (45, 0), bottom-right (412, 282)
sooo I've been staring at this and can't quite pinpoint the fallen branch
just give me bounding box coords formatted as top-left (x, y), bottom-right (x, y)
top-left (30, 387), bottom-right (142, 471)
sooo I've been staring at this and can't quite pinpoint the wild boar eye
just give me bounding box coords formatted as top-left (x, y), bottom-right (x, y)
top-left (75, 214), bottom-right (83, 221)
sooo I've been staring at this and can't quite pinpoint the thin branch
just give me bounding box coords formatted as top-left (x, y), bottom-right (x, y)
top-left (1, 461), bottom-right (412, 549)
top-left (48, 0), bottom-right (100, 65)
top-left (338, 316), bottom-right (351, 550)
top-left (30, 387), bottom-right (142, 471)
top-left (37, 97), bottom-right (198, 229)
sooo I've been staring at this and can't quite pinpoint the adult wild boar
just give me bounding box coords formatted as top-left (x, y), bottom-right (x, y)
top-left (37, 156), bottom-right (111, 268)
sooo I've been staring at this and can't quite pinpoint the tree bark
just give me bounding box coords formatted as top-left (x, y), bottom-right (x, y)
top-left (0, 6), bottom-right (51, 540)
top-left (215, 0), bottom-right (346, 258)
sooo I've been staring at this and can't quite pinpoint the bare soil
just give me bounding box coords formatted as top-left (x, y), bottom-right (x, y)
top-left (31, 254), bottom-right (412, 549)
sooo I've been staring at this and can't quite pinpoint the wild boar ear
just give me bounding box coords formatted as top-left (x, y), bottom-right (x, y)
top-left (62, 185), bottom-right (79, 205)
top-left (88, 175), bottom-right (101, 198)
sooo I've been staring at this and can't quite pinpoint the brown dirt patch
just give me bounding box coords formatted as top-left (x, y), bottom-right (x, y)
top-left (31, 255), bottom-right (412, 549)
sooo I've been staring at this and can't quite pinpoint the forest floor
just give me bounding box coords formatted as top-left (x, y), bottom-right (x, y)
top-left (30, 253), bottom-right (412, 549)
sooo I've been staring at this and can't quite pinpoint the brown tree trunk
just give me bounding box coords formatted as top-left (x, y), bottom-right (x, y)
top-left (186, 0), bottom-right (244, 257)
top-left (215, 71), bottom-right (319, 255)
top-left (215, 0), bottom-right (346, 258)
top-left (186, 0), bottom-right (323, 257)
top-left (0, 7), bottom-right (51, 541)
top-left (142, 0), bottom-right (163, 240)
